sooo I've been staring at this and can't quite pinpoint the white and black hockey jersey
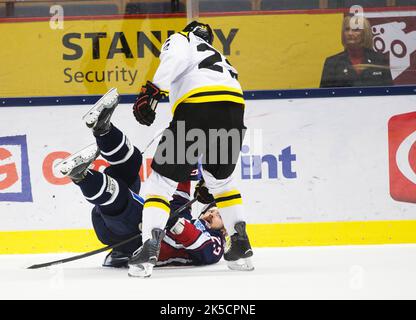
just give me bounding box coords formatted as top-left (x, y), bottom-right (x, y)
top-left (153, 31), bottom-right (245, 114)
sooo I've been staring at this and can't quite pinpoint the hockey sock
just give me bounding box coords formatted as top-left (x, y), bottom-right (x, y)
top-left (76, 170), bottom-right (128, 216)
top-left (96, 125), bottom-right (134, 165)
top-left (214, 190), bottom-right (246, 235)
top-left (142, 196), bottom-right (171, 242)
top-left (140, 171), bottom-right (178, 242)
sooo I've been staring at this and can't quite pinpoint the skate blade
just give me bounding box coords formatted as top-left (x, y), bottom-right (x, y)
top-left (227, 258), bottom-right (255, 272)
top-left (128, 262), bottom-right (154, 278)
top-left (83, 88), bottom-right (119, 128)
top-left (54, 144), bottom-right (99, 176)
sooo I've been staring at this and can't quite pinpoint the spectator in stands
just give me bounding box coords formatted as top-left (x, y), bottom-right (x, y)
top-left (320, 15), bottom-right (393, 88)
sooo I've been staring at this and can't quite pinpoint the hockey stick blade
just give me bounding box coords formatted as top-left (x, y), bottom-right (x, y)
top-left (27, 234), bottom-right (142, 269)
top-left (27, 197), bottom-right (198, 269)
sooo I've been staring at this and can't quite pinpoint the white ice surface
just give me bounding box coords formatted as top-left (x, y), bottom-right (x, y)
top-left (1, 245), bottom-right (416, 300)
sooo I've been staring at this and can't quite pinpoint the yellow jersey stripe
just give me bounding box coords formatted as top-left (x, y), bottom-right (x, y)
top-left (216, 198), bottom-right (243, 208)
top-left (144, 195), bottom-right (170, 213)
top-left (144, 200), bottom-right (170, 213)
top-left (146, 195), bottom-right (169, 202)
top-left (172, 85), bottom-right (244, 114)
top-left (178, 31), bottom-right (190, 41)
top-left (184, 95), bottom-right (245, 105)
top-left (214, 189), bottom-right (241, 199)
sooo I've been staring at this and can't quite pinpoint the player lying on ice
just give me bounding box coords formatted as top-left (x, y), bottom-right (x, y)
top-left (56, 88), bottom-right (226, 269)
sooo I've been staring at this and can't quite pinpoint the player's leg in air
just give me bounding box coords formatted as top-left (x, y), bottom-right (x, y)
top-left (56, 88), bottom-right (144, 268)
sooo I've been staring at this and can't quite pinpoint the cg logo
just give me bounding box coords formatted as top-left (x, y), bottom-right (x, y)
top-left (0, 135), bottom-right (33, 202)
top-left (388, 112), bottom-right (416, 203)
top-left (395, 130), bottom-right (416, 184)
top-left (372, 21), bottom-right (416, 80)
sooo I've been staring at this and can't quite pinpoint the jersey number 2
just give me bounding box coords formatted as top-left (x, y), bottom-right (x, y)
top-left (197, 44), bottom-right (237, 79)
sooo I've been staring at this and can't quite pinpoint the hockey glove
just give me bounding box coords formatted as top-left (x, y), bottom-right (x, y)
top-left (132, 81), bottom-right (164, 126)
top-left (194, 179), bottom-right (215, 204)
top-left (169, 217), bottom-right (186, 235)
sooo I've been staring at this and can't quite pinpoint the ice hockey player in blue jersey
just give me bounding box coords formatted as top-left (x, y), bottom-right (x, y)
top-left (56, 88), bottom-right (225, 269)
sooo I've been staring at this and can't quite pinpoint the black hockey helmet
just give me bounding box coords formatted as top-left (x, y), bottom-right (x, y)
top-left (183, 21), bottom-right (214, 44)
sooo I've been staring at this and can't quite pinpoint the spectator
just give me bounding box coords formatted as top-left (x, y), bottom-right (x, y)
top-left (320, 15), bottom-right (393, 88)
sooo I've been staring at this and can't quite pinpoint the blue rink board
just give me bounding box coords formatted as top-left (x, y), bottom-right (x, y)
top-left (1, 85), bottom-right (416, 107)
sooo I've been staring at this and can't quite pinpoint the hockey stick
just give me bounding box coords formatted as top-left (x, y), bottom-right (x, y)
top-left (27, 197), bottom-right (198, 269)
top-left (140, 129), bottom-right (164, 155)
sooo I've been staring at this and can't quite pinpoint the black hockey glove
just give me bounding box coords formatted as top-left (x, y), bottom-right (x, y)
top-left (132, 81), bottom-right (164, 126)
top-left (194, 179), bottom-right (215, 204)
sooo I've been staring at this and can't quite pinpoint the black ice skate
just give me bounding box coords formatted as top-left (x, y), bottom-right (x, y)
top-left (103, 250), bottom-right (131, 268)
top-left (224, 221), bottom-right (255, 271)
top-left (83, 87), bottom-right (119, 136)
top-left (128, 228), bottom-right (165, 278)
top-left (55, 144), bottom-right (100, 183)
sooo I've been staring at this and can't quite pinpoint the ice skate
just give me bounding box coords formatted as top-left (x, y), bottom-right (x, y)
top-left (103, 250), bottom-right (131, 268)
top-left (224, 221), bottom-right (254, 271)
top-left (55, 144), bottom-right (100, 183)
top-left (128, 228), bottom-right (165, 278)
top-left (83, 87), bottom-right (119, 136)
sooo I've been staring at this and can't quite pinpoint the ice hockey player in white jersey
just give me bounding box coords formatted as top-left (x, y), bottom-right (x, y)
top-left (130, 21), bottom-right (254, 277)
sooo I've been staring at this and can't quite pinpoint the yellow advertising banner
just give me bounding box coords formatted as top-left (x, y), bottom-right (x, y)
top-left (0, 13), bottom-right (344, 97)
